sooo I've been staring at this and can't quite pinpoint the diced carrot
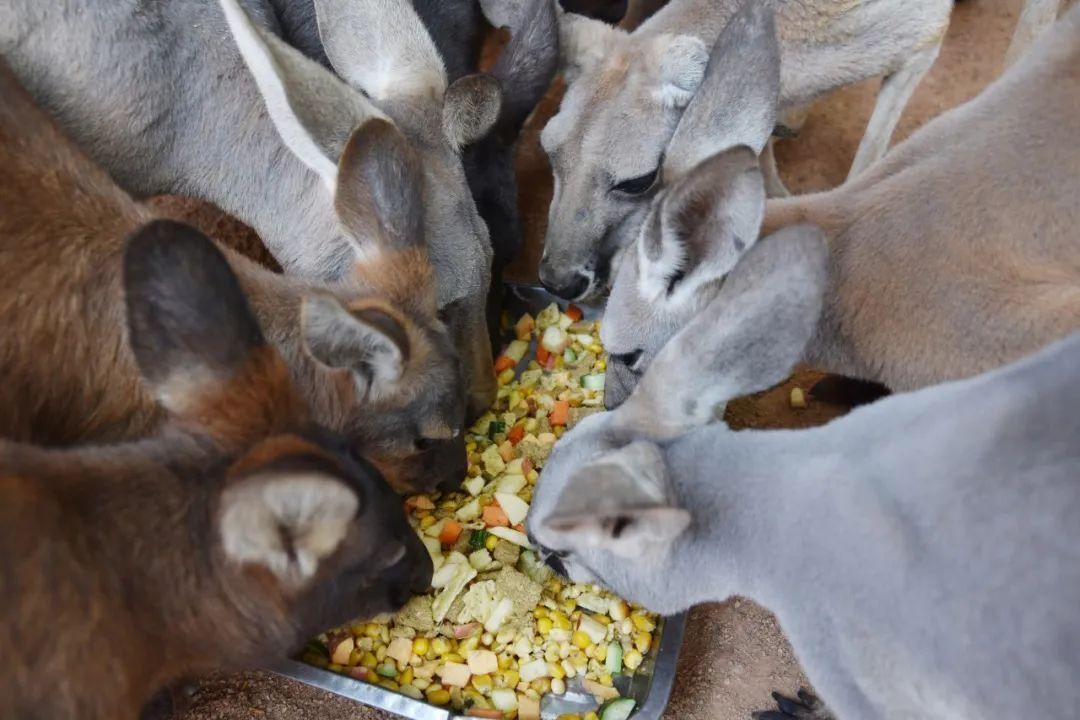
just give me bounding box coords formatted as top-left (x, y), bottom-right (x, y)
top-left (466, 709), bottom-right (504, 719)
top-left (498, 440), bottom-right (515, 463)
top-left (439, 520), bottom-right (463, 546)
top-left (536, 346), bottom-right (551, 366)
top-left (549, 400), bottom-right (570, 426)
top-left (482, 503), bottom-right (510, 528)
top-left (508, 424), bottom-right (525, 445)
top-left (522, 457), bottom-right (534, 475)
top-left (514, 314), bottom-right (535, 341)
top-left (494, 355), bottom-right (516, 373)
top-left (565, 304), bottom-right (584, 322)
top-left (514, 523), bottom-right (526, 534)
top-left (544, 353), bottom-right (557, 370)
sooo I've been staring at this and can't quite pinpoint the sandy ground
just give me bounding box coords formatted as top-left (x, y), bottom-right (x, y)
top-left (164, 1), bottom-right (1026, 718)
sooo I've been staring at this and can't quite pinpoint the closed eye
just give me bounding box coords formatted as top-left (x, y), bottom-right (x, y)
top-left (612, 168), bottom-right (659, 196)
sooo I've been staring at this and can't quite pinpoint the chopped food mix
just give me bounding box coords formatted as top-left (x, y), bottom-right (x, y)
top-left (302, 304), bottom-right (659, 719)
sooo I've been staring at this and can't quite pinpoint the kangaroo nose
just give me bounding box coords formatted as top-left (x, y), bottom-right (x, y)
top-left (540, 268), bottom-right (591, 302)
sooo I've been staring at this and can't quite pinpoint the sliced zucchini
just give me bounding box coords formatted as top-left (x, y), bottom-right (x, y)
top-left (599, 697), bottom-right (636, 720)
top-left (605, 640), bottom-right (623, 675)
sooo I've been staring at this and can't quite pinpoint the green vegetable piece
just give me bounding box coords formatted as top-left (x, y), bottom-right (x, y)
top-left (605, 640), bottom-right (623, 675)
top-left (305, 640), bottom-right (329, 658)
top-left (488, 419), bottom-right (506, 438)
top-left (469, 529), bottom-right (489, 550)
top-left (600, 698), bottom-right (636, 720)
top-left (375, 663), bottom-right (398, 678)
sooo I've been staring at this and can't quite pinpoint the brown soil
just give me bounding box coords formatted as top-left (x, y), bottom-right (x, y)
top-left (166, 1), bottom-right (1025, 717)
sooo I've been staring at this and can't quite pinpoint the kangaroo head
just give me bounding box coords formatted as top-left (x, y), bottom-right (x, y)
top-left (538, 0), bottom-right (780, 302)
top-left (220, 0), bottom-right (498, 420)
top-left (123, 219), bottom-right (432, 632)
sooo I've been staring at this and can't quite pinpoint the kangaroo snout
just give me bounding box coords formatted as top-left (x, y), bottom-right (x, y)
top-left (539, 260), bottom-right (595, 302)
top-left (603, 358), bottom-right (637, 409)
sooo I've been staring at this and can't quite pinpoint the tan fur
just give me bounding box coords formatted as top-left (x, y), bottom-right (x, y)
top-left (761, 12), bottom-right (1080, 391)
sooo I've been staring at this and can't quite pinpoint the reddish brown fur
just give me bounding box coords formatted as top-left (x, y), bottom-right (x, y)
top-left (0, 63), bottom-right (457, 491)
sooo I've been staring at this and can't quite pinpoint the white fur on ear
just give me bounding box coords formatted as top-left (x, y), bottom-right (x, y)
top-left (301, 295), bottom-right (407, 401)
top-left (219, 0), bottom-right (384, 190)
top-left (653, 34), bottom-right (708, 108)
top-left (220, 473), bottom-right (359, 585)
top-left (543, 442), bottom-right (690, 559)
top-left (559, 11), bottom-right (621, 82)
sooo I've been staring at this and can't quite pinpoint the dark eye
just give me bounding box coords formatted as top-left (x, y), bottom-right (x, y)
top-left (610, 349), bottom-right (644, 372)
top-left (612, 168), bottom-right (659, 196)
top-left (414, 437), bottom-right (433, 452)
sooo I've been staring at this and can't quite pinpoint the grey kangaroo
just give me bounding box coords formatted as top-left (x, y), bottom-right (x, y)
top-left (537, 0), bottom-right (952, 300)
top-left (601, 1), bottom-right (1080, 409)
top-left (528, 252), bottom-right (1080, 718)
top-left (0, 0), bottom-right (500, 415)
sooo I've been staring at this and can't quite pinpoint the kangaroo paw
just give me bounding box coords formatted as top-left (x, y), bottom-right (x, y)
top-left (751, 689), bottom-right (836, 720)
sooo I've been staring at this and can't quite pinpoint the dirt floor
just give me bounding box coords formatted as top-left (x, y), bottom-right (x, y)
top-left (166, 1), bottom-right (1027, 718)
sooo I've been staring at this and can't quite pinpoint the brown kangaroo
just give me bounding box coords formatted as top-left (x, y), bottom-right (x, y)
top-left (0, 222), bottom-right (432, 720)
top-left (0, 60), bottom-right (465, 492)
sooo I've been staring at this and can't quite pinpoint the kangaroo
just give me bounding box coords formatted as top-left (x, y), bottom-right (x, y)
top-left (528, 286), bottom-right (1080, 720)
top-left (0, 221), bottom-right (433, 720)
top-left (0, 60), bottom-right (465, 493)
top-left (536, 0), bottom-right (951, 300)
top-left (0, 0), bottom-right (499, 417)
top-left (600, 1), bottom-right (1080, 408)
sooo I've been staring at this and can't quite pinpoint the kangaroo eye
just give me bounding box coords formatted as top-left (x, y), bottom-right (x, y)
top-left (610, 349), bottom-right (644, 372)
top-left (612, 168), bottom-right (659, 196)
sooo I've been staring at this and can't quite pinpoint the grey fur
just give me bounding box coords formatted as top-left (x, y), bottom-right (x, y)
top-left (530, 330), bottom-right (1080, 720)
top-left (538, 0), bottom-right (951, 300)
top-left (602, 3), bottom-right (1080, 405)
top-left (0, 0), bottom-right (498, 413)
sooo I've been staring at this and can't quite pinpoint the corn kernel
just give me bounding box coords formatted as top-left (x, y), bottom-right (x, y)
top-left (426, 688), bottom-right (452, 706)
top-left (360, 652), bottom-right (378, 669)
top-left (444, 652), bottom-right (465, 664)
top-left (399, 667), bottom-right (414, 686)
top-left (380, 680), bottom-right (399, 691)
top-left (485, 534), bottom-right (499, 551)
top-left (531, 678), bottom-right (551, 694)
top-left (431, 637), bottom-right (452, 655)
top-left (551, 677), bottom-right (567, 695)
top-left (498, 368), bottom-right (516, 385)
top-left (536, 617), bottom-right (554, 635)
top-left (790, 387), bottom-right (807, 409)
top-left (630, 613), bottom-right (656, 632)
top-left (363, 623), bottom-right (382, 638)
top-left (585, 712), bottom-right (600, 720)
top-left (412, 637), bottom-right (429, 657)
top-left (624, 649), bottom-right (643, 671)
top-left (348, 648), bottom-right (363, 666)
top-left (550, 612), bottom-right (572, 631)
top-left (548, 662), bottom-right (566, 680)
top-left (419, 515), bottom-right (436, 530)
top-left (375, 646), bottom-right (387, 662)
top-left (471, 674), bottom-right (493, 693)
top-left (634, 631), bottom-right (653, 654)
top-left (571, 631), bottom-right (591, 650)
top-left (558, 715), bottom-right (581, 720)
top-left (599, 673), bottom-right (614, 686)
top-left (544, 646), bottom-right (560, 663)
top-left (502, 670), bottom-right (520, 687)
top-left (609, 601), bottom-right (629, 622)
top-left (328, 663), bottom-right (343, 673)
top-left (594, 643), bottom-right (607, 662)
top-left (595, 360), bottom-right (606, 371)
top-left (564, 598), bottom-right (578, 612)
top-left (498, 655), bottom-right (514, 671)
top-left (459, 636), bottom-right (480, 654)
top-left (534, 607), bottom-right (549, 619)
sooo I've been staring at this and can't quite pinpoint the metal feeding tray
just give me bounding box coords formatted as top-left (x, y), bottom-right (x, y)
top-left (271, 284), bottom-right (687, 719)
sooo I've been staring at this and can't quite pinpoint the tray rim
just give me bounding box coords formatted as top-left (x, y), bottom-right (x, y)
top-left (271, 283), bottom-right (687, 719)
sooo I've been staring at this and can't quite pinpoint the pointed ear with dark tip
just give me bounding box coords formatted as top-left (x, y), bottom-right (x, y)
top-left (312, 0), bottom-right (447, 104)
top-left (301, 295), bottom-right (410, 401)
top-left (620, 224), bottom-right (829, 436)
top-left (443, 74), bottom-right (503, 151)
top-left (218, 0), bottom-right (384, 189)
top-left (559, 10), bottom-right (621, 83)
top-left (336, 119), bottom-right (424, 251)
top-left (663, 0), bottom-right (780, 177)
top-left (638, 146), bottom-right (765, 305)
top-left (487, 0), bottom-right (560, 137)
top-left (123, 220), bottom-right (269, 415)
top-left (542, 442), bottom-right (690, 559)
top-left (219, 468), bottom-right (360, 587)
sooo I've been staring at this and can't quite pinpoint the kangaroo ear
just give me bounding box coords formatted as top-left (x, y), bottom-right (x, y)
top-left (219, 469), bottom-right (360, 587)
top-left (336, 119), bottom-right (424, 251)
top-left (301, 296), bottom-right (410, 401)
top-left (648, 33), bottom-right (709, 109)
top-left (443, 74), bottom-right (503, 151)
top-left (123, 220), bottom-right (270, 414)
top-left (664, 1), bottom-right (780, 176)
top-left (485, 0), bottom-right (560, 137)
top-left (218, 0), bottom-right (384, 189)
top-left (312, 0), bottom-right (447, 104)
top-left (559, 10), bottom-right (621, 83)
top-left (543, 441), bottom-right (690, 559)
top-left (622, 224), bottom-right (829, 436)
top-left (638, 146), bottom-right (765, 306)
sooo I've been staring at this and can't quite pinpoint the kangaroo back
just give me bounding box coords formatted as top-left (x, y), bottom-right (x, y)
top-left (0, 60), bottom-right (157, 443)
top-left (770, 7), bottom-right (1080, 390)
